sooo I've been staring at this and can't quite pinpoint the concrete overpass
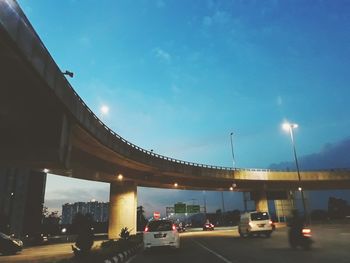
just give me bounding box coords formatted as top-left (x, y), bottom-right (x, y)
top-left (1, 0), bottom-right (350, 238)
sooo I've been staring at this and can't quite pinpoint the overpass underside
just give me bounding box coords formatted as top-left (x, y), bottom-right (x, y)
top-left (1, 0), bottom-right (350, 238)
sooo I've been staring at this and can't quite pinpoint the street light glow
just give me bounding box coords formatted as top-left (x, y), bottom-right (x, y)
top-left (174, 182), bottom-right (178, 187)
top-left (117, 174), bottom-right (123, 180)
top-left (43, 168), bottom-right (49, 173)
top-left (282, 122), bottom-right (298, 131)
top-left (100, 105), bottom-right (109, 115)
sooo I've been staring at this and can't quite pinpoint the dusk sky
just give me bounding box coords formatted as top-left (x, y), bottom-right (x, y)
top-left (18, 0), bottom-right (350, 217)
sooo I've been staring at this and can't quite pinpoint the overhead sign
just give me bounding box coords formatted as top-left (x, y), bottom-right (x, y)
top-left (187, 205), bottom-right (200, 213)
top-left (174, 203), bottom-right (186, 213)
top-left (153, 211), bottom-right (160, 220)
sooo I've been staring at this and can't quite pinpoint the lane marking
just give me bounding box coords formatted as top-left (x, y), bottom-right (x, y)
top-left (192, 239), bottom-right (234, 263)
top-left (125, 254), bottom-right (137, 263)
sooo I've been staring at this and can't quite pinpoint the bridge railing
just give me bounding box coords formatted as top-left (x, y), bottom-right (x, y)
top-left (65, 83), bottom-right (350, 173)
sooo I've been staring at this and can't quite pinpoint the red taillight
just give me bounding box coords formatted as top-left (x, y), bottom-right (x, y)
top-left (172, 224), bottom-right (176, 231)
top-left (144, 226), bottom-right (149, 232)
top-left (210, 224), bottom-right (214, 227)
top-left (302, 228), bottom-right (312, 237)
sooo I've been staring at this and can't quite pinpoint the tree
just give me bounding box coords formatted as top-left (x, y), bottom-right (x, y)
top-left (137, 206), bottom-right (148, 231)
top-left (41, 206), bottom-right (60, 235)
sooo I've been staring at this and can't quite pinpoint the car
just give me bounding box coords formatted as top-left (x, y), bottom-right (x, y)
top-left (0, 232), bottom-right (23, 255)
top-left (203, 223), bottom-right (214, 231)
top-left (143, 220), bottom-right (180, 250)
top-left (238, 211), bottom-right (273, 238)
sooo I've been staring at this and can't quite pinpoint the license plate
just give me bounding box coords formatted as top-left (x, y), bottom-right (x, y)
top-left (154, 233), bottom-right (166, 238)
top-left (258, 224), bottom-right (265, 227)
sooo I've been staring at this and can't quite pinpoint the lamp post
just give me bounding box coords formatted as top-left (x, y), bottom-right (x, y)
top-left (230, 132), bottom-right (236, 169)
top-left (62, 70), bottom-right (74, 78)
top-left (282, 122), bottom-right (307, 221)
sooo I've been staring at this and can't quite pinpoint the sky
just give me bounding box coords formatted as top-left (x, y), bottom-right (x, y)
top-left (17, 0), bottom-right (350, 217)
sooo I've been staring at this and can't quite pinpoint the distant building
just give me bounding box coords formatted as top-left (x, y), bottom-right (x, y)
top-left (0, 168), bottom-right (46, 238)
top-left (61, 200), bottom-right (109, 224)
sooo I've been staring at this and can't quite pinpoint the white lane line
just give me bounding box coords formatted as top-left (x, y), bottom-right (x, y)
top-left (125, 254), bottom-right (137, 263)
top-left (192, 240), bottom-right (234, 263)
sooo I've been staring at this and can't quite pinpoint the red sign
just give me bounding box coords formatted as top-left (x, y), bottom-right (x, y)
top-left (153, 211), bottom-right (160, 220)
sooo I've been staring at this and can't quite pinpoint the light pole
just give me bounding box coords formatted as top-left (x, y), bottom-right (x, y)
top-left (230, 132), bottom-right (246, 211)
top-left (62, 70), bottom-right (74, 78)
top-left (203, 191), bottom-right (207, 218)
top-left (230, 132), bottom-right (236, 169)
top-left (282, 122), bottom-right (307, 221)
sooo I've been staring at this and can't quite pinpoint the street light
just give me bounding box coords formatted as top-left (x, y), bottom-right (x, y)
top-left (62, 70), bottom-right (74, 78)
top-left (282, 122), bottom-right (307, 220)
top-left (230, 132), bottom-right (236, 169)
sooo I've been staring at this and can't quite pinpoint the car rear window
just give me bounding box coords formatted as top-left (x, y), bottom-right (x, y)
top-left (147, 220), bottom-right (173, 232)
top-left (250, 212), bottom-right (269, 221)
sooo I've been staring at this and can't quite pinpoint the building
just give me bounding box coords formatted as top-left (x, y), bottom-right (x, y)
top-left (61, 200), bottom-right (109, 224)
top-left (0, 168), bottom-right (46, 238)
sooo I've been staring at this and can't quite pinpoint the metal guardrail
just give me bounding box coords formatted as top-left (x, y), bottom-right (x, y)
top-left (64, 81), bottom-right (350, 173)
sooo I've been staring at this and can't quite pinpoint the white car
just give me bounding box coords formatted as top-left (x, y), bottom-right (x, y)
top-left (238, 211), bottom-right (273, 237)
top-left (143, 220), bottom-right (180, 250)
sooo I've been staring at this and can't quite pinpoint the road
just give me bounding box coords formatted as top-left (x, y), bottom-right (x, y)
top-left (1, 225), bottom-right (349, 263)
top-left (0, 240), bottom-right (104, 263)
top-left (131, 224), bottom-right (350, 263)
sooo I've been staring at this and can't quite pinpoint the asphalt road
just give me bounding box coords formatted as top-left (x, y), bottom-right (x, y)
top-left (0, 240), bottom-right (104, 263)
top-left (130, 224), bottom-right (350, 263)
top-left (1, 225), bottom-right (349, 263)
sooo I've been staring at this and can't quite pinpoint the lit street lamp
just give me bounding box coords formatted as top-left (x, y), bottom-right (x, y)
top-left (282, 122), bottom-right (308, 221)
top-left (230, 132), bottom-right (236, 169)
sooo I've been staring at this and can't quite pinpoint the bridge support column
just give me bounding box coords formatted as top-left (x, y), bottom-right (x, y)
top-left (253, 190), bottom-right (269, 212)
top-left (274, 191), bottom-right (295, 222)
top-left (108, 181), bottom-right (137, 239)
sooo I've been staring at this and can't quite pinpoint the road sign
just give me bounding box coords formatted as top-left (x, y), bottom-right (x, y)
top-left (187, 205), bottom-right (200, 213)
top-left (153, 211), bottom-right (160, 220)
top-left (174, 203), bottom-right (186, 213)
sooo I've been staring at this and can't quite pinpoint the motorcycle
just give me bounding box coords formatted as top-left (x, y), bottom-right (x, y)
top-left (289, 227), bottom-right (313, 250)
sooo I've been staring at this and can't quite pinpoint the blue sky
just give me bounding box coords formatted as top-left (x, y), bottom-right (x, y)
top-left (18, 0), bottom-right (350, 216)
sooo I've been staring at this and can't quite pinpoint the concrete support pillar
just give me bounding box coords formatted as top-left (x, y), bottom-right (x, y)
top-left (274, 191), bottom-right (295, 222)
top-left (108, 182), bottom-right (137, 239)
top-left (254, 190), bottom-right (269, 212)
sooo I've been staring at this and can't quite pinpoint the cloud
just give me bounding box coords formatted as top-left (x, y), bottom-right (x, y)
top-left (153, 47), bottom-right (172, 62)
top-left (276, 95), bottom-right (283, 106)
top-left (156, 0), bottom-right (165, 8)
top-left (269, 137), bottom-right (350, 170)
top-left (203, 11), bottom-right (230, 27)
top-left (203, 16), bottom-right (213, 26)
top-left (78, 36), bottom-right (92, 48)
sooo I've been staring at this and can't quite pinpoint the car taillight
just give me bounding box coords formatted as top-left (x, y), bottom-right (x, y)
top-left (269, 220), bottom-right (273, 225)
top-left (172, 224), bottom-right (176, 231)
top-left (302, 228), bottom-right (312, 237)
top-left (144, 226), bottom-right (149, 232)
top-left (210, 224), bottom-right (214, 227)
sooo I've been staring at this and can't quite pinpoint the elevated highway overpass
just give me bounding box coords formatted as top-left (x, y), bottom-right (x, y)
top-left (1, 0), bottom-right (350, 238)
